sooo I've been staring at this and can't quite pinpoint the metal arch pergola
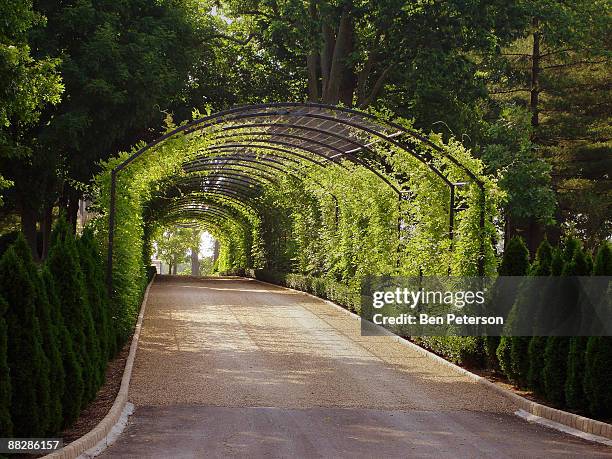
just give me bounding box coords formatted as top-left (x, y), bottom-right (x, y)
top-left (107, 103), bottom-right (486, 294)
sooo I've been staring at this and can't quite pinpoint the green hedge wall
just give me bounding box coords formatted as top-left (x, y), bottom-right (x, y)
top-left (0, 219), bottom-right (143, 436)
top-left (248, 270), bottom-right (361, 313)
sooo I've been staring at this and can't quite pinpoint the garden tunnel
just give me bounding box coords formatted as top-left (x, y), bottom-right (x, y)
top-left (103, 103), bottom-right (494, 296)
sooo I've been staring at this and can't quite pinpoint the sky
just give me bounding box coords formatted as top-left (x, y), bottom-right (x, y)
top-left (200, 231), bottom-right (216, 257)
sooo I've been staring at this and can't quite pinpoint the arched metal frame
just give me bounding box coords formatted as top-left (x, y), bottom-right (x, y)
top-left (107, 103), bottom-right (486, 294)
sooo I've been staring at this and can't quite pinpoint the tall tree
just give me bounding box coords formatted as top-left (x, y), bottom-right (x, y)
top-left (2, 0), bottom-right (217, 259)
top-left (485, 0), bottom-right (611, 249)
top-left (0, 0), bottom-right (62, 257)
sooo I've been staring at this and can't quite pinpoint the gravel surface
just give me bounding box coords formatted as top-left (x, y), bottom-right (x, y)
top-left (130, 277), bottom-right (514, 412)
top-left (99, 276), bottom-right (611, 458)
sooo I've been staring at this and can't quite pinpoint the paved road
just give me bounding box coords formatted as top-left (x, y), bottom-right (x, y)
top-left (101, 276), bottom-right (611, 458)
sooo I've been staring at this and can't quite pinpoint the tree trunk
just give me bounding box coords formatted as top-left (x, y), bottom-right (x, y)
top-left (307, 53), bottom-right (320, 101)
top-left (19, 202), bottom-right (39, 262)
top-left (324, 6), bottom-right (355, 105)
top-left (172, 255), bottom-right (178, 275)
top-left (40, 203), bottom-right (53, 260)
top-left (191, 247), bottom-right (199, 276)
top-left (530, 18), bottom-right (540, 130)
top-left (212, 239), bottom-right (220, 262)
top-left (67, 192), bottom-right (80, 234)
top-left (306, 0), bottom-right (320, 101)
top-left (320, 22), bottom-right (335, 100)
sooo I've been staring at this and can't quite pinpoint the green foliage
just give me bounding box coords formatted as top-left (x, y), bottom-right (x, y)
top-left (499, 236), bottom-right (530, 276)
top-left (0, 295), bottom-right (11, 436)
top-left (551, 248), bottom-right (565, 276)
top-left (252, 270), bottom-right (361, 313)
top-left (527, 336), bottom-right (547, 395)
top-left (78, 229), bottom-right (114, 363)
top-left (494, 236), bottom-right (530, 382)
top-left (530, 238), bottom-right (553, 276)
top-left (584, 337), bottom-right (612, 417)
top-left (11, 235), bottom-right (63, 434)
top-left (593, 242), bottom-right (612, 275)
top-left (565, 337), bottom-right (588, 411)
top-left (481, 106), bottom-right (556, 227)
top-left (0, 0), bottom-right (62, 160)
top-left (413, 336), bottom-right (484, 367)
top-left (154, 227), bottom-right (195, 275)
top-left (496, 337), bottom-right (513, 381)
top-left (40, 266), bottom-right (83, 428)
top-left (543, 336), bottom-right (569, 406)
top-left (526, 239), bottom-right (553, 395)
top-left (0, 244), bottom-right (49, 436)
top-left (47, 217), bottom-right (101, 405)
top-left (509, 337), bottom-right (531, 388)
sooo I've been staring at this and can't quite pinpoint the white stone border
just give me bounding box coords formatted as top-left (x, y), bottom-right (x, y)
top-left (251, 277), bottom-right (612, 445)
top-left (43, 275), bottom-right (155, 459)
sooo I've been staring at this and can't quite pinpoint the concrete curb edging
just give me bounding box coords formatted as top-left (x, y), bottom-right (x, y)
top-left (43, 275), bottom-right (155, 459)
top-left (251, 277), bottom-right (612, 444)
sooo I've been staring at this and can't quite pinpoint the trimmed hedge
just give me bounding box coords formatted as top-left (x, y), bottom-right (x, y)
top-left (12, 236), bottom-right (64, 434)
top-left (0, 220), bottom-right (128, 436)
top-left (250, 270), bottom-right (361, 313)
top-left (0, 243), bottom-right (50, 436)
top-left (250, 269), bottom-right (485, 366)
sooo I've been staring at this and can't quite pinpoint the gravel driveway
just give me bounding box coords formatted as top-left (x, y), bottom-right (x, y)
top-left (100, 276), bottom-right (612, 458)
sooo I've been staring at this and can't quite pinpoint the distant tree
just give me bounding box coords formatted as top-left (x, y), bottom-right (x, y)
top-left (0, 0), bottom-right (62, 254)
top-left (485, 0), bottom-right (611, 248)
top-left (155, 227), bottom-right (193, 275)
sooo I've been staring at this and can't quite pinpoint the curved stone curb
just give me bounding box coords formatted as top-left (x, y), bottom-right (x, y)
top-left (43, 275), bottom-right (156, 459)
top-left (251, 277), bottom-right (612, 445)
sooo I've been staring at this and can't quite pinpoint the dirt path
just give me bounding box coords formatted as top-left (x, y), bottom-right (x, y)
top-left (100, 276), bottom-right (611, 458)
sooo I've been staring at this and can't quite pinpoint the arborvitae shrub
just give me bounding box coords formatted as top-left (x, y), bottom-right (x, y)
top-left (529, 239), bottom-right (553, 277)
top-left (565, 336), bottom-right (588, 410)
top-left (41, 267), bottom-right (84, 427)
top-left (527, 336), bottom-right (547, 394)
top-left (78, 229), bottom-right (114, 368)
top-left (0, 246), bottom-right (49, 436)
top-left (562, 237), bottom-right (580, 262)
top-left (526, 239), bottom-right (553, 394)
top-left (47, 217), bottom-right (101, 404)
top-left (584, 336), bottom-right (612, 417)
top-left (0, 295), bottom-right (12, 436)
top-left (543, 336), bottom-right (570, 406)
top-left (542, 239), bottom-right (589, 407)
top-left (499, 237), bottom-right (530, 276)
top-left (551, 249), bottom-right (564, 276)
top-left (593, 242), bottom-right (611, 275)
top-left (12, 235), bottom-right (64, 434)
top-left (509, 337), bottom-right (530, 388)
top-left (496, 337), bottom-right (514, 381)
top-left (583, 243), bottom-right (612, 417)
top-left (495, 236), bottom-right (529, 381)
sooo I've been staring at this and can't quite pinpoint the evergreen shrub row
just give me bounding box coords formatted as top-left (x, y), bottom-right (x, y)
top-left (493, 237), bottom-right (611, 418)
top-left (0, 219), bottom-right (122, 437)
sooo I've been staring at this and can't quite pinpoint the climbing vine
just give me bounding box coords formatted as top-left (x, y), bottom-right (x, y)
top-left (90, 108), bottom-right (499, 349)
